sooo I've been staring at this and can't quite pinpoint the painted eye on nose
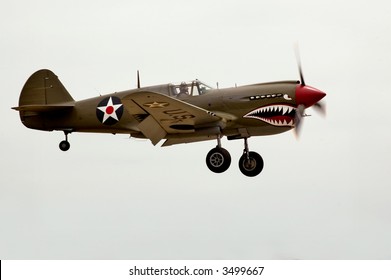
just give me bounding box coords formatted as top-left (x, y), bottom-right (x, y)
top-left (283, 94), bottom-right (292, 100)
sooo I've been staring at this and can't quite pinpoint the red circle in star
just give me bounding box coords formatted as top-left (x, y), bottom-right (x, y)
top-left (106, 106), bottom-right (114, 114)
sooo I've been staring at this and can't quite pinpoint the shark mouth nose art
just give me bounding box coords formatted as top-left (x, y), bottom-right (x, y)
top-left (244, 105), bottom-right (296, 127)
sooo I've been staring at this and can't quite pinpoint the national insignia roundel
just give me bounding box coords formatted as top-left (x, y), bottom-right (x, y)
top-left (96, 96), bottom-right (124, 125)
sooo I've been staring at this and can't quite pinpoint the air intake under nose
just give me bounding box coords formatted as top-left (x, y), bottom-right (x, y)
top-left (295, 85), bottom-right (326, 108)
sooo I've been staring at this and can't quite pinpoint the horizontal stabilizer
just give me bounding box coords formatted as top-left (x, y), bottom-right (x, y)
top-left (12, 103), bottom-right (74, 112)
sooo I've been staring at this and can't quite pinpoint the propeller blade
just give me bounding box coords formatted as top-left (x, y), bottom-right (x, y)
top-left (294, 44), bottom-right (305, 86)
top-left (313, 101), bottom-right (326, 116)
top-left (294, 104), bottom-right (305, 137)
top-left (292, 45), bottom-right (326, 138)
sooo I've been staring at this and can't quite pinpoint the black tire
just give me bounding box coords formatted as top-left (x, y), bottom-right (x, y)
top-left (206, 147), bottom-right (231, 173)
top-left (59, 140), bottom-right (70, 151)
top-left (238, 151), bottom-right (264, 177)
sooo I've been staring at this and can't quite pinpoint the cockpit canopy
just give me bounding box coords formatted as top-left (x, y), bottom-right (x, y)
top-left (169, 80), bottom-right (213, 97)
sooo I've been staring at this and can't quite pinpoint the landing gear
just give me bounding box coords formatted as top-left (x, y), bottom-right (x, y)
top-left (206, 135), bottom-right (231, 173)
top-left (59, 140), bottom-right (70, 151)
top-left (206, 146), bottom-right (231, 173)
top-left (239, 152), bottom-right (264, 177)
top-left (205, 136), bottom-right (264, 176)
top-left (239, 138), bottom-right (264, 177)
top-left (59, 131), bottom-right (71, 151)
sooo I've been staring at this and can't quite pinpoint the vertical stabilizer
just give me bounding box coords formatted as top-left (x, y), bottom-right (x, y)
top-left (19, 69), bottom-right (74, 107)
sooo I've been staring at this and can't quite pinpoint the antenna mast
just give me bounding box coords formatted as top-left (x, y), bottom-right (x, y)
top-left (137, 70), bottom-right (141, 88)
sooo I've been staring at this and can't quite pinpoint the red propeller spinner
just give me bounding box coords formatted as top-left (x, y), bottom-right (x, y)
top-left (295, 85), bottom-right (326, 108)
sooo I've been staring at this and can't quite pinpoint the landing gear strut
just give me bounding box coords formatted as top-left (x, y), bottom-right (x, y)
top-left (238, 138), bottom-right (264, 177)
top-left (59, 131), bottom-right (71, 151)
top-left (206, 135), bottom-right (231, 173)
top-left (205, 136), bottom-right (264, 176)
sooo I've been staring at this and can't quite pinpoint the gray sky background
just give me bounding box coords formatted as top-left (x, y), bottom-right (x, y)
top-left (1, 0), bottom-right (391, 259)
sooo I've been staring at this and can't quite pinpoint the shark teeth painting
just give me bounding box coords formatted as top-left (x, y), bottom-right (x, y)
top-left (244, 104), bottom-right (296, 127)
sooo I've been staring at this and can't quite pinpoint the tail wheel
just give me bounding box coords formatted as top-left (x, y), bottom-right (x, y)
top-left (239, 151), bottom-right (264, 177)
top-left (206, 147), bottom-right (231, 173)
top-left (59, 130), bottom-right (71, 151)
top-left (59, 140), bottom-right (70, 151)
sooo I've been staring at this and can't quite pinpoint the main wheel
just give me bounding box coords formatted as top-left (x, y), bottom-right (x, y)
top-left (238, 151), bottom-right (264, 177)
top-left (59, 140), bottom-right (70, 151)
top-left (206, 147), bottom-right (231, 173)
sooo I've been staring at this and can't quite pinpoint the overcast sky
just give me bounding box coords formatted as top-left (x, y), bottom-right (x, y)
top-left (1, 0), bottom-right (391, 259)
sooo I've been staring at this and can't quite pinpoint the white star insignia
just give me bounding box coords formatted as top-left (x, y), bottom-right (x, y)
top-left (143, 101), bottom-right (169, 108)
top-left (97, 97), bottom-right (123, 123)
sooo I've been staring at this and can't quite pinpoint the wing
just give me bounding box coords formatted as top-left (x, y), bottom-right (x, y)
top-left (122, 91), bottom-right (223, 145)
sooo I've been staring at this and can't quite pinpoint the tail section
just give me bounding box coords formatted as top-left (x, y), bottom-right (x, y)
top-left (12, 69), bottom-right (75, 130)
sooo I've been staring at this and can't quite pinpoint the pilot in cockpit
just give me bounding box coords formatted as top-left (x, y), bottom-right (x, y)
top-left (179, 82), bottom-right (189, 95)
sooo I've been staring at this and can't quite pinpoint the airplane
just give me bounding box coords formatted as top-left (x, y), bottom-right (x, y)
top-left (12, 59), bottom-right (326, 177)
